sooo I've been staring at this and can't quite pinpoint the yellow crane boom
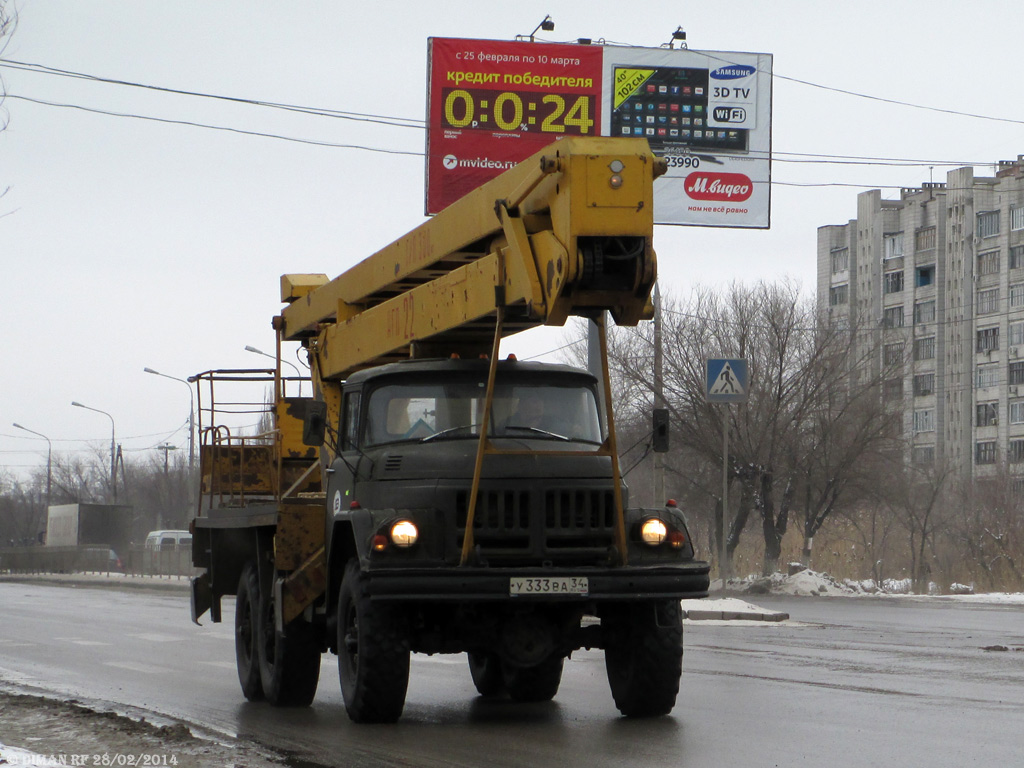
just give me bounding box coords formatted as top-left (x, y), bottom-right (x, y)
top-left (278, 136), bottom-right (665, 380)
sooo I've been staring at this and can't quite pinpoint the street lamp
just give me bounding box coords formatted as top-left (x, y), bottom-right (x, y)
top-left (245, 345), bottom-right (304, 396)
top-left (156, 443), bottom-right (178, 474)
top-left (12, 422), bottom-right (52, 510)
top-left (71, 401), bottom-right (117, 503)
top-left (144, 367), bottom-right (196, 469)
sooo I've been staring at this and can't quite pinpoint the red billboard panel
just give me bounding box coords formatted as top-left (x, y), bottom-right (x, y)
top-left (426, 38), bottom-right (603, 214)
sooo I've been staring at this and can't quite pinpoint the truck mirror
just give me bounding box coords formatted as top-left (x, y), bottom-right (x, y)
top-left (302, 401), bottom-right (328, 446)
top-left (652, 408), bottom-right (669, 453)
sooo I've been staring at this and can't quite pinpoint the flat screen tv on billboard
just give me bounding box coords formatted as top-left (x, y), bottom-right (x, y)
top-left (426, 37), bottom-right (772, 228)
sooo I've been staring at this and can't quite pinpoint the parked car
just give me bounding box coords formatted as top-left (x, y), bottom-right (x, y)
top-left (78, 547), bottom-right (125, 573)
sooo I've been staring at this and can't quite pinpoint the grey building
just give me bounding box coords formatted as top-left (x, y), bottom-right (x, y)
top-left (818, 156), bottom-right (1024, 485)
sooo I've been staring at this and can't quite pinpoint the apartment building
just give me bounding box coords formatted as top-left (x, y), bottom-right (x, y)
top-left (818, 156), bottom-right (1024, 484)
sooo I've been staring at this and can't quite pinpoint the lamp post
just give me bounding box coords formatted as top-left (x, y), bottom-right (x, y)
top-left (156, 443), bottom-right (177, 475)
top-left (245, 345), bottom-right (304, 396)
top-left (144, 367), bottom-right (195, 469)
top-left (12, 423), bottom-right (52, 510)
top-left (71, 401), bottom-right (117, 503)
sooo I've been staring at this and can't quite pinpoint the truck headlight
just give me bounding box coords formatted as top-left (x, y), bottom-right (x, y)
top-left (390, 520), bottom-right (419, 548)
top-left (640, 518), bottom-right (668, 546)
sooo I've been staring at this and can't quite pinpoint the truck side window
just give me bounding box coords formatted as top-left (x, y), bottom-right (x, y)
top-left (342, 392), bottom-right (361, 450)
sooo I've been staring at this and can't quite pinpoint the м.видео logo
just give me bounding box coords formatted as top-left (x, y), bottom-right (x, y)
top-left (684, 172), bottom-right (753, 202)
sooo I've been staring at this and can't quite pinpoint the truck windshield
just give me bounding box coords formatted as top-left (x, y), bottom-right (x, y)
top-left (363, 377), bottom-right (602, 446)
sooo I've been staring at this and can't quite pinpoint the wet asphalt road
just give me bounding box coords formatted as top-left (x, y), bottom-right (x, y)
top-left (1, 582), bottom-right (1022, 767)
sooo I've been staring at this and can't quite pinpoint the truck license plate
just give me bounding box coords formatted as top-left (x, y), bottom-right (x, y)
top-left (509, 576), bottom-right (589, 596)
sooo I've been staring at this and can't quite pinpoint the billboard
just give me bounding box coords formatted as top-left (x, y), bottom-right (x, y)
top-left (426, 38), bottom-right (772, 228)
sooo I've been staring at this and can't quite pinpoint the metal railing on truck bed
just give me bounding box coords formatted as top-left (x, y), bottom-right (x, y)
top-left (189, 368), bottom-right (322, 513)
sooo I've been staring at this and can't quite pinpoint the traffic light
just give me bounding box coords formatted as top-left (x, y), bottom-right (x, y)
top-left (652, 408), bottom-right (670, 453)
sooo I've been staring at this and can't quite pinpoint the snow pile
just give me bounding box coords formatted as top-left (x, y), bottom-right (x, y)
top-left (730, 568), bottom-right (853, 596)
top-left (729, 567), bottom-right (1003, 598)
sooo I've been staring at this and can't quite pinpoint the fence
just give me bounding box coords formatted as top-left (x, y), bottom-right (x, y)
top-left (0, 545), bottom-right (197, 577)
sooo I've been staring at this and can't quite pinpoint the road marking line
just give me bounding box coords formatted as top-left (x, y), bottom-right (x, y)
top-left (104, 661), bottom-right (169, 674)
top-left (197, 661), bottom-right (237, 670)
top-left (130, 633), bottom-right (181, 643)
top-left (414, 656), bottom-right (466, 666)
top-left (53, 638), bottom-right (112, 647)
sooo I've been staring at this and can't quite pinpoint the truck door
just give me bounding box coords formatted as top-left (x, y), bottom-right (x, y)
top-left (325, 388), bottom-right (361, 546)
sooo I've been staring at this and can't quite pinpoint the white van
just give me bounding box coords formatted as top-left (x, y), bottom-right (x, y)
top-left (145, 530), bottom-right (192, 553)
top-left (143, 530), bottom-right (193, 575)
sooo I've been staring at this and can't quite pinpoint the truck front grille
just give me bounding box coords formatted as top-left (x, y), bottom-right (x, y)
top-left (454, 487), bottom-right (617, 563)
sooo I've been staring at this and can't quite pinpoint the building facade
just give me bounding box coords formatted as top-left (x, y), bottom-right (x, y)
top-left (818, 156), bottom-right (1024, 485)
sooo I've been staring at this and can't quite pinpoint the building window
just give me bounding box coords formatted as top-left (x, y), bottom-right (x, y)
top-left (977, 250), bottom-right (1000, 276)
top-left (976, 327), bottom-right (1000, 353)
top-left (884, 233), bottom-right (904, 259)
top-left (1010, 440), bottom-right (1024, 464)
top-left (975, 441), bottom-right (998, 464)
top-left (1011, 206), bottom-right (1024, 232)
top-left (883, 306), bottom-right (905, 329)
top-left (977, 288), bottom-right (999, 315)
top-left (976, 402), bottom-right (998, 427)
top-left (1011, 245), bottom-right (1024, 270)
top-left (883, 342), bottom-right (905, 366)
top-left (1011, 283), bottom-right (1024, 309)
top-left (977, 211), bottom-right (1000, 239)
top-left (831, 248), bottom-right (849, 273)
top-left (912, 446), bottom-right (936, 465)
top-left (914, 300), bottom-right (936, 324)
top-left (1010, 400), bottom-right (1024, 425)
top-left (883, 379), bottom-right (904, 401)
top-left (884, 271), bottom-right (904, 294)
top-left (913, 409), bottom-right (935, 433)
top-left (915, 227), bottom-right (936, 251)
top-left (914, 336), bottom-right (936, 360)
top-left (829, 284), bottom-right (849, 306)
top-left (916, 264), bottom-right (935, 287)
top-left (977, 363), bottom-right (999, 388)
top-left (1011, 321), bottom-right (1024, 347)
top-left (1010, 362), bottom-right (1024, 386)
top-left (913, 373), bottom-right (935, 396)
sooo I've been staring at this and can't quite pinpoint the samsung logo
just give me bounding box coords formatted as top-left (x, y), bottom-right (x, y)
top-left (710, 65), bottom-right (756, 80)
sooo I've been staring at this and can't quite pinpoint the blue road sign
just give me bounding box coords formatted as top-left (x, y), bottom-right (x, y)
top-left (706, 358), bottom-right (749, 403)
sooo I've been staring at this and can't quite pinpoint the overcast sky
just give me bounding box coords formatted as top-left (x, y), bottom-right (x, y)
top-left (2, 0), bottom-right (1021, 482)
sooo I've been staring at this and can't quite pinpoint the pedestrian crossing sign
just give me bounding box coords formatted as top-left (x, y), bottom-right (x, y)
top-left (706, 358), bottom-right (748, 403)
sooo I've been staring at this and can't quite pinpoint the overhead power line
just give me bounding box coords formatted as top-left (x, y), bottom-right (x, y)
top-left (2, 57), bottom-right (1019, 185)
top-left (5, 94), bottom-right (422, 157)
top-left (0, 58), bottom-right (425, 129)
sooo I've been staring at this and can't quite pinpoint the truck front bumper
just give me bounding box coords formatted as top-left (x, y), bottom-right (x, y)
top-left (363, 563), bottom-right (710, 603)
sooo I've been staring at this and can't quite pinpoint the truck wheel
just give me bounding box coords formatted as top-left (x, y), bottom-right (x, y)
top-left (603, 600), bottom-right (682, 717)
top-left (235, 563), bottom-right (264, 701)
top-left (257, 580), bottom-right (321, 707)
top-left (468, 652), bottom-right (505, 697)
top-left (502, 655), bottom-right (564, 702)
top-left (337, 560), bottom-right (410, 723)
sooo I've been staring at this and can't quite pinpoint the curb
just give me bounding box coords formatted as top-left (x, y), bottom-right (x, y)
top-left (684, 608), bottom-right (790, 622)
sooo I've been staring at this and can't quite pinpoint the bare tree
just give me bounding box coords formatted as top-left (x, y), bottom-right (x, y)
top-left (599, 282), bottom-right (895, 575)
top-left (0, 1), bottom-right (14, 135)
top-left (947, 472), bottom-right (1024, 591)
top-left (881, 453), bottom-right (955, 593)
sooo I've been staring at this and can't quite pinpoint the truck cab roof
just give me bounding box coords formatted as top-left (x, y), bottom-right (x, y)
top-left (344, 357), bottom-right (598, 387)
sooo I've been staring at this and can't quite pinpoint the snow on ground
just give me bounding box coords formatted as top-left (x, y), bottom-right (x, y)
top-left (725, 567), bottom-right (1024, 603)
top-left (0, 743), bottom-right (60, 767)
